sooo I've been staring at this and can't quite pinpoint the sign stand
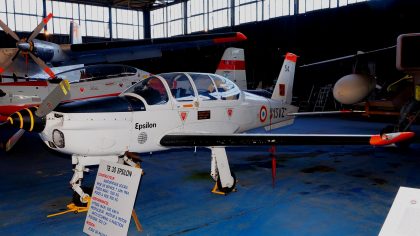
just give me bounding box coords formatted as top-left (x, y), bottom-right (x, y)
top-left (47, 201), bottom-right (143, 232)
top-left (131, 209), bottom-right (143, 232)
top-left (48, 159), bottom-right (145, 235)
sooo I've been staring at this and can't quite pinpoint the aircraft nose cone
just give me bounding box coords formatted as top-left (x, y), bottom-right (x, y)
top-left (17, 42), bottom-right (31, 51)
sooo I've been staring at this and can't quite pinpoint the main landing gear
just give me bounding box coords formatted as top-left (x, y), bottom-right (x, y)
top-left (210, 147), bottom-right (237, 195)
top-left (47, 152), bottom-right (142, 218)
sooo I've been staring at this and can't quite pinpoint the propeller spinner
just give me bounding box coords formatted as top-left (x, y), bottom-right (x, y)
top-left (1, 79), bottom-right (70, 151)
top-left (0, 13), bottom-right (56, 78)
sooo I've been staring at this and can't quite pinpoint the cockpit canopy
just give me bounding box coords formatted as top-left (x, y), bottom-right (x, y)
top-left (123, 72), bottom-right (241, 105)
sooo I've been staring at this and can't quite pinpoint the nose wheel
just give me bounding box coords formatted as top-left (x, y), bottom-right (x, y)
top-left (72, 187), bottom-right (93, 207)
top-left (212, 172), bottom-right (237, 195)
top-left (48, 153), bottom-right (143, 218)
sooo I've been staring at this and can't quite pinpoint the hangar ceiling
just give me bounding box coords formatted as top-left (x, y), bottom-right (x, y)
top-left (52, 0), bottom-right (185, 10)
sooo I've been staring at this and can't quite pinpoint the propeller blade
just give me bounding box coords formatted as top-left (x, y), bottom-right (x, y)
top-left (5, 129), bottom-right (25, 152)
top-left (0, 48), bottom-right (19, 74)
top-left (27, 13), bottom-right (53, 42)
top-left (35, 79), bottom-right (70, 117)
top-left (28, 52), bottom-right (56, 78)
top-left (0, 20), bottom-right (20, 41)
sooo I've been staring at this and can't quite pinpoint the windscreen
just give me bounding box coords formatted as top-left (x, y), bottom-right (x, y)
top-left (124, 76), bottom-right (169, 105)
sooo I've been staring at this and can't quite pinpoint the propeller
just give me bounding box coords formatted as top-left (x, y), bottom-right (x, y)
top-left (0, 79), bottom-right (70, 151)
top-left (0, 13), bottom-right (56, 78)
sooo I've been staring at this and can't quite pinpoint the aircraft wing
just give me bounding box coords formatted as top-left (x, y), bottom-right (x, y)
top-left (61, 32), bottom-right (247, 65)
top-left (160, 132), bottom-right (414, 147)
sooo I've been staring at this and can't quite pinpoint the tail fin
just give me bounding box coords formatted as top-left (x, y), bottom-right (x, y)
top-left (271, 53), bottom-right (298, 104)
top-left (215, 47), bottom-right (247, 90)
top-left (69, 21), bottom-right (82, 44)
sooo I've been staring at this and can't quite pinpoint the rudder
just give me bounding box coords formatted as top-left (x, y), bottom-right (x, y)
top-left (215, 47), bottom-right (247, 90)
top-left (271, 53), bottom-right (298, 104)
top-left (70, 21), bottom-right (82, 44)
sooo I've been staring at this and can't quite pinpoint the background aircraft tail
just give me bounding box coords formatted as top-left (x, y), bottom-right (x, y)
top-left (271, 53), bottom-right (298, 104)
top-left (70, 21), bottom-right (82, 44)
top-left (215, 47), bottom-right (247, 90)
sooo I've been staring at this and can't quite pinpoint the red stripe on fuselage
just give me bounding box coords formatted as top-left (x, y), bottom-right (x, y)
top-left (217, 60), bottom-right (245, 70)
top-left (0, 81), bottom-right (49, 86)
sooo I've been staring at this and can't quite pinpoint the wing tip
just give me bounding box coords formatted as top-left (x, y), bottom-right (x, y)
top-left (213, 32), bottom-right (247, 44)
top-left (236, 32), bottom-right (247, 41)
top-left (370, 132), bottom-right (415, 146)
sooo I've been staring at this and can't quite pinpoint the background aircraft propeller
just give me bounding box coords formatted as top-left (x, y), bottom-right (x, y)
top-left (0, 79), bottom-right (70, 151)
top-left (0, 13), bottom-right (56, 78)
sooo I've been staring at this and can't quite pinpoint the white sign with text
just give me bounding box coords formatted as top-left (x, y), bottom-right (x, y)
top-left (83, 160), bottom-right (142, 236)
top-left (380, 187), bottom-right (420, 236)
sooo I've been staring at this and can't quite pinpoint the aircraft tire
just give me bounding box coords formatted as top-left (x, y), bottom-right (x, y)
top-left (216, 172), bottom-right (237, 194)
top-left (72, 186), bottom-right (93, 207)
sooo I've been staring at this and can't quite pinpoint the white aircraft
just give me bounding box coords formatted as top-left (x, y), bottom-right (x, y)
top-left (0, 47), bottom-right (245, 122)
top-left (1, 52), bottom-right (413, 208)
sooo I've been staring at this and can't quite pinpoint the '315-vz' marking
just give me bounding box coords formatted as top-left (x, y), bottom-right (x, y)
top-left (270, 107), bottom-right (287, 119)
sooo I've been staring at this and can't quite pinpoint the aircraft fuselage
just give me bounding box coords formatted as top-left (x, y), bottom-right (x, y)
top-left (39, 72), bottom-right (298, 156)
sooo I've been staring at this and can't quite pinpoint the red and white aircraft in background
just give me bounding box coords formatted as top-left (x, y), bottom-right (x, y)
top-left (0, 47), bottom-right (246, 122)
top-left (215, 47), bottom-right (246, 90)
top-left (0, 65), bottom-right (151, 122)
top-left (1, 52), bottom-right (413, 207)
top-left (0, 14), bottom-right (246, 81)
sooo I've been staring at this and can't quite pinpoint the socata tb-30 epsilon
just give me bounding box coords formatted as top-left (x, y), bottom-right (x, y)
top-left (1, 52), bottom-right (414, 207)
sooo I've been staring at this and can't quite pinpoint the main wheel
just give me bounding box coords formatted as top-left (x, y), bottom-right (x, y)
top-left (216, 172), bottom-right (237, 194)
top-left (72, 186), bottom-right (93, 207)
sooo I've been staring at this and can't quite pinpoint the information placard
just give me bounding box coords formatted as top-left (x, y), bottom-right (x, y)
top-left (380, 186), bottom-right (420, 236)
top-left (83, 160), bottom-right (142, 236)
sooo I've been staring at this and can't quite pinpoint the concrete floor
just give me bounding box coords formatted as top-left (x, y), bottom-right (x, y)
top-left (0, 117), bottom-right (419, 236)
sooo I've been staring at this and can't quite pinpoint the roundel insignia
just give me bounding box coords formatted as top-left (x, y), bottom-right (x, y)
top-left (259, 106), bottom-right (267, 123)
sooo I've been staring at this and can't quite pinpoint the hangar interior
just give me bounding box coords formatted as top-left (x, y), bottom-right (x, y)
top-left (2, 0), bottom-right (420, 111)
top-left (1, 0), bottom-right (420, 235)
